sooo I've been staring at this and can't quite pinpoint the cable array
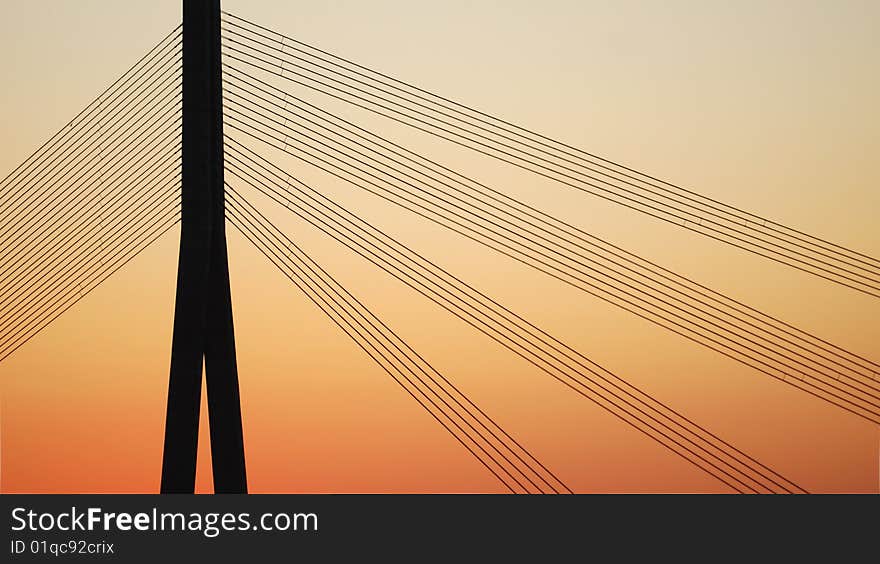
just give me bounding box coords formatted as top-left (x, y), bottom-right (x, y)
top-left (0, 28), bottom-right (182, 362)
top-left (0, 26), bottom-right (180, 219)
top-left (226, 186), bottom-right (570, 494)
top-left (220, 73), bottom-right (880, 425)
top-left (220, 11), bottom-right (880, 298)
top-left (225, 138), bottom-right (807, 493)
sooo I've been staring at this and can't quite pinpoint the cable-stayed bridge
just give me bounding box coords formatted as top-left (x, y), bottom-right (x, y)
top-left (1, 3), bottom-right (877, 494)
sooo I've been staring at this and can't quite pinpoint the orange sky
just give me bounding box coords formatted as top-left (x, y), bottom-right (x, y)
top-left (1, 1), bottom-right (878, 493)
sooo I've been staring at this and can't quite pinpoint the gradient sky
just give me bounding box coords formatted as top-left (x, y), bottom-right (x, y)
top-left (1, 1), bottom-right (878, 493)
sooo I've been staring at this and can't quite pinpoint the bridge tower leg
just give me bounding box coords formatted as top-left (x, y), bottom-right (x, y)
top-left (161, 0), bottom-right (247, 494)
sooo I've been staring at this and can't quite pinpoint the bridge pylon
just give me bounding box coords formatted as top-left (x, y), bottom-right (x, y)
top-left (161, 0), bottom-right (247, 494)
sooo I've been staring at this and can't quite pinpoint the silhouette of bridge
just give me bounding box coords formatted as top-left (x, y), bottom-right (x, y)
top-left (1, 2), bottom-right (878, 494)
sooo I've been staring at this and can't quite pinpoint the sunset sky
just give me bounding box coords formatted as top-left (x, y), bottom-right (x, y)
top-left (1, 0), bottom-right (878, 493)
